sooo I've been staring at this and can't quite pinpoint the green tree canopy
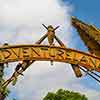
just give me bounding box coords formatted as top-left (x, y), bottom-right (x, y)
top-left (43, 89), bottom-right (88, 100)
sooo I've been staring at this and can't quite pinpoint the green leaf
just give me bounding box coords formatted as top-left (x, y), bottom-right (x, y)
top-left (43, 89), bottom-right (88, 100)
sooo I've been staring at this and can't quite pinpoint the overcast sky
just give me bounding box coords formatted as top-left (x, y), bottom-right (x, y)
top-left (0, 0), bottom-right (99, 100)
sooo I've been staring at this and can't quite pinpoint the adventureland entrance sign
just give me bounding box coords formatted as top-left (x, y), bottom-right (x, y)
top-left (0, 44), bottom-right (99, 72)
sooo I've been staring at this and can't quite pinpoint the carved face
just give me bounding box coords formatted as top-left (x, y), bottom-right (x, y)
top-left (47, 25), bottom-right (54, 33)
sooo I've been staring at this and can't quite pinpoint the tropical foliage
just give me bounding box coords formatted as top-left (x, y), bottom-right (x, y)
top-left (43, 89), bottom-right (88, 100)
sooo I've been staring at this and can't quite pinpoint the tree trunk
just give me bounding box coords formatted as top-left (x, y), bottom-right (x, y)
top-left (0, 64), bottom-right (5, 100)
top-left (0, 93), bottom-right (5, 100)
